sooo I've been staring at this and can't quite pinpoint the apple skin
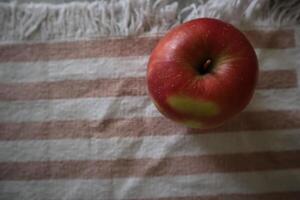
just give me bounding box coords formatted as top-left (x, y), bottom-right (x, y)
top-left (147, 18), bottom-right (258, 129)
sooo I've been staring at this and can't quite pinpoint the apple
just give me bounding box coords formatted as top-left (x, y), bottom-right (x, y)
top-left (147, 18), bottom-right (258, 129)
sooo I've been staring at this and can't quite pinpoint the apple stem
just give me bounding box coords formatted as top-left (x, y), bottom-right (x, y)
top-left (203, 59), bottom-right (212, 70)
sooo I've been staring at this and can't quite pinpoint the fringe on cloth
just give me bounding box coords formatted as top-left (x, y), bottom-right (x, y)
top-left (0, 0), bottom-right (299, 42)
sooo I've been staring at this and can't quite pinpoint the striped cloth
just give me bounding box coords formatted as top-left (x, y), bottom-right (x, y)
top-left (1, 7), bottom-right (300, 200)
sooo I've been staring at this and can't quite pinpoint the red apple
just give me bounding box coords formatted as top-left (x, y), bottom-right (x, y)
top-left (147, 18), bottom-right (258, 129)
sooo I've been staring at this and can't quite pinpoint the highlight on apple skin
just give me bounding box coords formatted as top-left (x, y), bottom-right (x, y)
top-left (147, 18), bottom-right (258, 129)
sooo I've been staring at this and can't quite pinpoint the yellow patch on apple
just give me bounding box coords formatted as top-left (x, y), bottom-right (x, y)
top-left (167, 95), bottom-right (219, 117)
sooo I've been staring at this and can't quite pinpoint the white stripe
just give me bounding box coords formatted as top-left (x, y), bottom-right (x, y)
top-left (247, 88), bottom-right (300, 111)
top-left (0, 48), bottom-right (299, 84)
top-left (0, 88), bottom-right (299, 123)
top-left (255, 48), bottom-right (300, 70)
top-left (0, 179), bottom-right (108, 200)
top-left (0, 170), bottom-right (300, 199)
top-left (0, 96), bottom-right (158, 122)
top-left (0, 56), bottom-right (148, 83)
top-left (0, 129), bottom-right (300, 162)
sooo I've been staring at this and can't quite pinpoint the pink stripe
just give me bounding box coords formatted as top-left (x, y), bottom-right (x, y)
top-left (0, 30), bottom-right (295, 62)
top-left (126, 191), bottom-right (300, 200)
top-left (0, 70), bottom-right (296, 101)
top-left (0, 110), bottom-right (299, 140)
top-left (1, 150), bottom-right (300, 180)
